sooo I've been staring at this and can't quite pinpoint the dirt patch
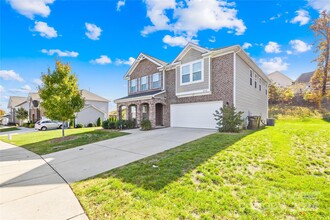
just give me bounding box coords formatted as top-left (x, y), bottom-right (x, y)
top-left (50, 136), bottom-right (78, 143)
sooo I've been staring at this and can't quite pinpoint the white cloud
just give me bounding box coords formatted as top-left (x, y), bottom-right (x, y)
top-left (0, 85), bottom-right (5, 93)
top-left (117, 0), bottom-right (125, 11)
top-left (242, 42), bottom-right (252, 49)
top-left (90, 55), bottom-right (112, 65)
top-left (259, 57), bottom-right (288, 74)
top-left (142, 0), bottom-right (246, 41)
top-left (33, 79), bottom-right (43, 86)
top-left (85, 23), bottom-right (102, 40)
top-left (209, 36), bottom-right (216, 43)
top-left (7, 0), bottom-right (55, 19)
top-left (31, 21), bottom-right (57, 38)
top-left (289, 40), bottom-right (312, 53)
top-left (286, 50), bottom-right (293, 55)
top-left (290, 10), bottom-right (310, 26)
top-left (10, 85), bottom-right (32, 94)
top-left (270, 13), bottom-right (281, 20)
top-left (162, 35), bottom-right (198, 47)
top-left (0, 70), bottom-right (24, 82)
top-left (115, 57), bottom-right (136, 65)
top-left (41, 49), bottom-right (79, 57)
top-left (265, 41), bottom-right (281, 53)
top-left (308, 0), bottom-right (330, 12)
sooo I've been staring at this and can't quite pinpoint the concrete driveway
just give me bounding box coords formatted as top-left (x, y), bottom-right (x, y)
top-left (43, 127), bottom-right (215, 183)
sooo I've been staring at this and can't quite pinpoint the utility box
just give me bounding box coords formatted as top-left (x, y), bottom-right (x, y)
top-left (267, 118), bottom-right (275, 126)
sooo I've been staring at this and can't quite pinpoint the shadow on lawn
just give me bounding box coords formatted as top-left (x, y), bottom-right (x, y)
top-left (97, 128), bottom-right (261, 191)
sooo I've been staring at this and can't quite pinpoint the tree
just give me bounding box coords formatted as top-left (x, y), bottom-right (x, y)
top-left (39, 61), bottom-right (85, 137)
top-left (214, 105), bottom-right (244, 133)
top-left (16, 107), bottom-right (28, 125)
top-left (310, 11), bottom-right (330, 97)
top-left (280, 87), bottom-right (294, 104)
top-left (268, 83), bottom-right (281, 104)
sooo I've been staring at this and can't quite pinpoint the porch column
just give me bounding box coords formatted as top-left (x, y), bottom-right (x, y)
top-left (136, 104), bottom-right (141, 127)
top-left (117, 105), bottom-right (122, 120)
top-left (149, 103), bottom-right (156, 128)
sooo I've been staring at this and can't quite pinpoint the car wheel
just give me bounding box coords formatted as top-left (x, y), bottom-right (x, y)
top-left (41, 126), bottom-right (47, 131)
top-left (59, 125), bottom-right (62, 129)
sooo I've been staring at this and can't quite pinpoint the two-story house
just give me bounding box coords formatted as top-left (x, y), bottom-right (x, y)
top-left (115, 43), bottom-right (271, 129)
top-left (7, 96), bottom-right (29, 124)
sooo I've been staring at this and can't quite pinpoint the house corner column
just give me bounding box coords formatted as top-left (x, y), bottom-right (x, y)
top-left (149, 103), bottom-right (156, 128)
top-left (136, 104), bottom-right (141, 127)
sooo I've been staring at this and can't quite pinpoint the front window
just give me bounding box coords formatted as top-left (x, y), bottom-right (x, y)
top-left (254, 73), bottom-right (257, 88)
top-left (181, 60), bottom-right (203, 84)
top-left (141, 76), bottom-right (148, 91)
top-left (181, 65), bottom-right (190, 83)
top-left (259, 78), bottom-right (262, 91)
top-left (130, 79), bottom-right (137, 93)
top-left (152, 73), bottom-right (161, 89)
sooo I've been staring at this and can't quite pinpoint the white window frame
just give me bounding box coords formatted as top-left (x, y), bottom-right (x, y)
top-left (254, 73), bottom-right (257, 89)
top-left (249, 69), bottom-right (253, 86)
top-left (152, 72), bottom-right (161, 89)
top-left (180, 59), bottom-right (204, 85)
top-left (259, 77), bottom-right (262, 91)
top-left (140, 76), bottom-right (148, 91)
top-left (130, 79), bottom-right (137, 93)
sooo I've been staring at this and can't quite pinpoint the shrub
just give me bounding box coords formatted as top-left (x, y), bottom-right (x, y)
top-left (22, 123), bottom-right (30, 128)
top-left (70, 119), bottom-right (74, 128)
top-left (109, 121), bottom-right (116, 129)
top-left (126, 120), bottom-right (136, 129)
top-left (109, 116), bottom-right (117, 122)
top-left (102, 120), bottom-right (109, 129)
top-left (76, 123), bottom-right (84, 128)
top-left (87, 123), bottom-right (96, 127)
top-left (140, 119), bottom-right (152, 131)
top-left (115, 120), bottom-right (124, 129)
top-left (29, 123), bottom-right (35, 128)
top-left (96, 117), bottom-right (102, 126)
top-left (214, 105), bottom-right (244, 133)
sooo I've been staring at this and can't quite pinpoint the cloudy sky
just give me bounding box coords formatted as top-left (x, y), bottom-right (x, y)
top-left (1, 0), bottom-right (329, 111)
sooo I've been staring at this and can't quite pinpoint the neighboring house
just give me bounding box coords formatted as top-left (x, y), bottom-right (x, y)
top-left (7, 96), bottom-right (29, 124)
top-left (293, 71), bottom-right (314, 94)
top-left (115, 43), bottom-right (271, 129)
top-left (7, 90), bottom-right (109, 126)
top-left (268, 71), bottom-right (293, 87)
top-left (75, 89), bottom-right (109, 125)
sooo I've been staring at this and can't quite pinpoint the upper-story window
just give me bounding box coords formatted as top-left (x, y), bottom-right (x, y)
top-left (141, 76), bottom-right (148, 91)
top-left (181, 60), bottom-right (203, 85)
top-left (259, 78), bottom-right (262, 91)
top-left (254, 73), bottom-right (257, 88)
top-left (130, 79), bottom-right (137, 93)
top-left (249, 69), bottom-right (253, 86)
top-left (152, 73), bottom-right (161, 89)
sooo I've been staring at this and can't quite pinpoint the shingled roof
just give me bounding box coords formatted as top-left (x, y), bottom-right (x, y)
top-left (7, 96), bottom-right (26, 108)
top-left (81, 89), bottom-right (109, 102)
top-left (295, 71), bottom-right (314, 83)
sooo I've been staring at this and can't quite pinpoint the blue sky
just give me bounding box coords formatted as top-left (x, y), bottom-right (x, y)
top-left (1, 0), bottom-right (329, 112)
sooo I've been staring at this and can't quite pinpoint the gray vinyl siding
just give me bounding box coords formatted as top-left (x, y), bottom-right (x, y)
top-left (181, 49), bottom-right (203, 64)
top-left (176, 57), bottom-right (210, 93)
top-left (235, 54), bottom-right (268, 125)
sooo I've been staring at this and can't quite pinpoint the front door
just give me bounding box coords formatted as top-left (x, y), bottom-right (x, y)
top-left (155, 103), bottom-right (163, 126)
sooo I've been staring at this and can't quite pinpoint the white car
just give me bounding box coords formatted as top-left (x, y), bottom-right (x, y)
top-left (35, 119), bottom-right (62, 131)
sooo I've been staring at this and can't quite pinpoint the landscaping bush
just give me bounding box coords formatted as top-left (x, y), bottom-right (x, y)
top-left (269, 105), bottom-right (323, 119)
top-left (214, 105), bottom-right (244, 133)
top-left (76, 123), bottom-right (84, 128)
top-left (7, 122), bottom-right (17, 126)
top-left (87, 123), bottom-right (96, 127)
top-left (140, 119), bottom-right (152, 131)
top-left (22, 123), bottom-right (30, 128)
top-left (115, 120), bottom-right (124, 129)
top-left (126, 120), bottom-right (136, 129)
top-left (109, 116), bottom-right (117, 122)
top-left (102, 120), bottom-right (109, 129)
top-left (29, 123), bottom-right (35, 128)
top-left (109, 121), bottom-right (116, 129)
top-left (96, 117), bottom-right (102, 126)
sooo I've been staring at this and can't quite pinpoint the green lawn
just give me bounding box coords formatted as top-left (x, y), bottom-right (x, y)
top-left (0, 128), bottom-right (128, 155)
top-left (72, 119), bottom-right (330, 219)
top-left (0, 127), bottom-right (20, 132)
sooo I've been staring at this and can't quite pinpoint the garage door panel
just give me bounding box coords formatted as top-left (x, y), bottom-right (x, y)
top-left (170, 101), bottom-right (223, 129)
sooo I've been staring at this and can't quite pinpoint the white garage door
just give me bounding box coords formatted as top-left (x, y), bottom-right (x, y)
top-left (170, 101), bottom-right (223, 129)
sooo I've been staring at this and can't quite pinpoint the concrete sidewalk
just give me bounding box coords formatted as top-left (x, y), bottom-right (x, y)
top-left (43, 127), bottom-right (215, 183)
top-left (0, 127), bottom-right (36, 137)
top-left (0, 141), bottom-right (88, 220)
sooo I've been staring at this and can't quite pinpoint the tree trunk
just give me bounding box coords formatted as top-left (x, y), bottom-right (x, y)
top-left (62, 121), bottom-right (65, 137)
top-left (322, 43), bottom-right (329, 96)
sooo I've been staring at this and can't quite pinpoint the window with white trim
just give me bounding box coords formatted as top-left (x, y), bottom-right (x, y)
top-left (141, 76), bottom-right (148, 91)
top-left (249, 69), bottom-right (253, 86)
top-left (130, 79), bottom-right (137, 93)
top-left (259, 78), bottom-right (262, 91)
top-left (181, 60), bottom-right (203, 84)
top-left (152, 73), bottom-right (161, 89)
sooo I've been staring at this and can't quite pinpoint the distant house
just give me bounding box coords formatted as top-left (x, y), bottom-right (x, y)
top-left (7, 90), bottom-right (109, 126)
top-left (267, 71), bottom-right (293, 87)
top-left (294, 71), bottom-right (314, 93)
top-left (7, 96), bottom-right (29, 124)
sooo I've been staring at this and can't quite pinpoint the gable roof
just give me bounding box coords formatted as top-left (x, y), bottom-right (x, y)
top-left (80, 104), bottom-right (107, 115)
top-left (295, 71), bottom-right (314, 83)
top-left (172, 42), bottom-right (210, 64)
top-left (81, 89), bottom-right (109, 102)
top-left (268, 71), bottom-right (293, 82)
top-left (124, 53), bottom-right (167, 79)
top-left (7, 96), bottom-right (27, 109)
top-left (28, 92), bottom-right (40, 100)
